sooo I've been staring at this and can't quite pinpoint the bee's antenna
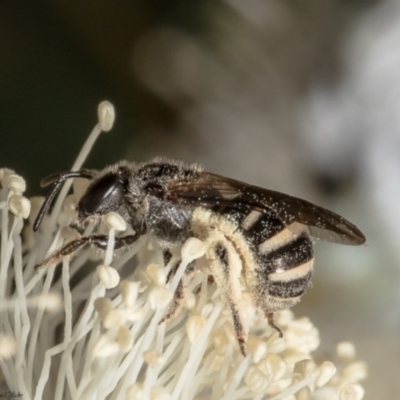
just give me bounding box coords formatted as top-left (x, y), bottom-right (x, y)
top-left (33, 170), bottom-right (95, 231)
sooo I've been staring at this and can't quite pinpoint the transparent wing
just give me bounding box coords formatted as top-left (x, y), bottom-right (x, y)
top-left (165, 172), bottom-right (365, 245)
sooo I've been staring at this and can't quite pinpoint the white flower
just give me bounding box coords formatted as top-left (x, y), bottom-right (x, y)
top-left (0, 102), bottom-right (367, 399)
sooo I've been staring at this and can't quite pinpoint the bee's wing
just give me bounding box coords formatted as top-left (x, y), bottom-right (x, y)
top-left (166, 172), bottom-right (365, 246)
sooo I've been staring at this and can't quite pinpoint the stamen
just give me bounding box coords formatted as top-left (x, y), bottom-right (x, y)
top-left (96, 264), bottom-right (120, 289)
top-left (97, 101), bottom-right (115, 132)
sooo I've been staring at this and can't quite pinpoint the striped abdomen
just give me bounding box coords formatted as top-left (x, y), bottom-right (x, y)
top-left (223, 208), bottom-right (315, 314)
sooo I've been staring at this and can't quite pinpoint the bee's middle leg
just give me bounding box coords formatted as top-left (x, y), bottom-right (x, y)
top-left (159, 254), bottom-right (196, 324)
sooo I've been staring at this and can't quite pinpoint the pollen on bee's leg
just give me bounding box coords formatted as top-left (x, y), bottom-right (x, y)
top-left (267, 312), bottom-right (284, 338)
top-left (230, 304), bottom-right (248, 356)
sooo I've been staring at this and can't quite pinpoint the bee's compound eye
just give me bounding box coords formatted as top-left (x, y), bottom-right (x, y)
top-left (79, 174), bottom-right (121, 214)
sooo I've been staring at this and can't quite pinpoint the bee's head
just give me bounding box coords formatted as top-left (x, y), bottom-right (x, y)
top-left (77, 173), bottom-right (127, 226)
top-left (33, 166), bottom-right (134, 232)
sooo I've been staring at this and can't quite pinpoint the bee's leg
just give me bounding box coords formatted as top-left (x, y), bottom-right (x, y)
top-left (165, 258), bottom-right (179, 283)
top-left (195, 275), bottom-right (215, 294)
top-left (34, 233), bottom-right (140, 271)
top-left (159, 279), bottom-right (185, 324)
top-left (165, 259), bottom-right (196, 283)
top-left (266, 312), bottom-right (283, 338)
top-left (205, 235), bottom-right (247, 356)
top-left (159, 259), bottom-right (196, 324)
top-left (162, 249), bottom-right (173, 268)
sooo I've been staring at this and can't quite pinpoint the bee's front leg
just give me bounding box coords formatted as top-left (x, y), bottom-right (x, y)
top-left (34, 233), bottom-right (141, 271)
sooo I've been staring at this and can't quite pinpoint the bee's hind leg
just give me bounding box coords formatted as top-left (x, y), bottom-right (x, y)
top-left (205, 233), bottom-right (247, 356)
top-left (266, 312), bottom-right (283, 338)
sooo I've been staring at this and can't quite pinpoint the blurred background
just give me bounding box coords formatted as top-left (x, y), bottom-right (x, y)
top-left (1, 1), bottom-right (399, 398)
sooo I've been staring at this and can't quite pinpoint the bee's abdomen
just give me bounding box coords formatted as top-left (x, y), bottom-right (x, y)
top-left (259, 234), bottom-right (314, 276)
top-left (239, 210), bottom-right (314, 311)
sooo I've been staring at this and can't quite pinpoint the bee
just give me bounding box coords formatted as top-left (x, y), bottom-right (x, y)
top-left (33, 159), bottom-right (365, 356)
